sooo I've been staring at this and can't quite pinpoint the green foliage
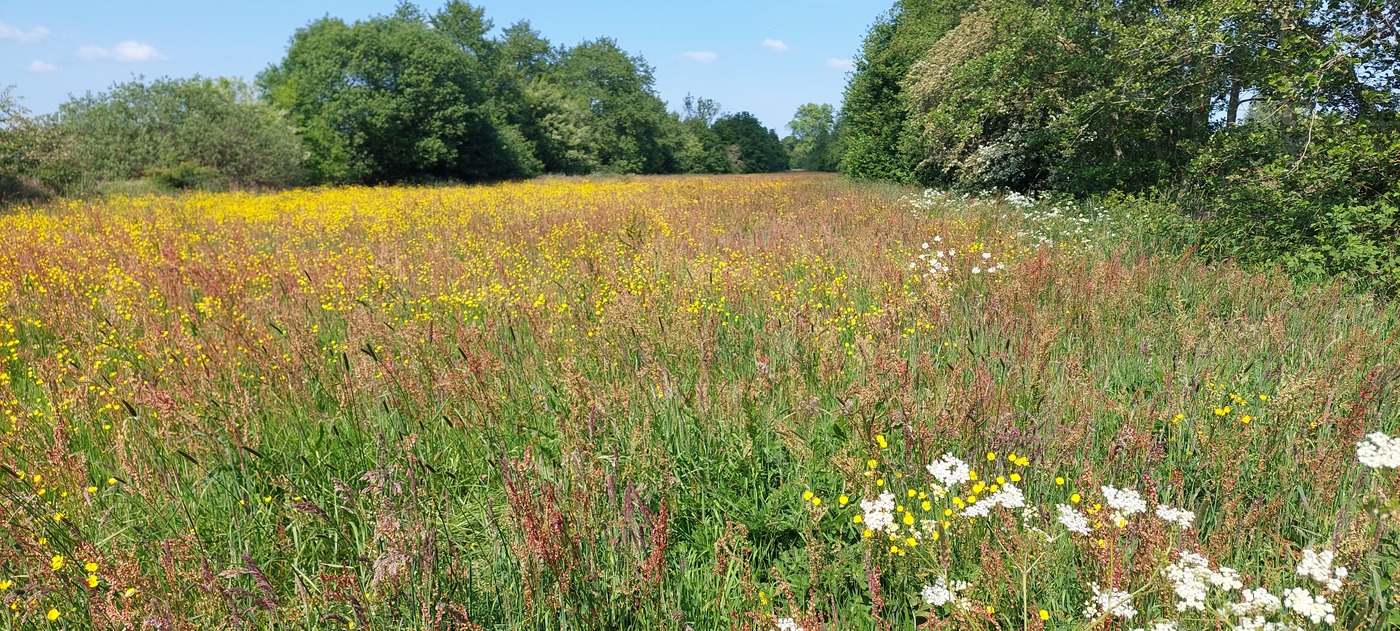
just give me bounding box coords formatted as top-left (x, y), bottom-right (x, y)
top-left (711, 112), bottom-right (789, 174)
top-left (550, 38), bottom-right (681, 174)
top-left (0, 87), bottom-right (76, 203)
top-left (839, 1), bottom-right (970, 182)
top-left (1188, 115), bottom-right (1400, 295)
top-left (258, 9), bottom-right (538, 184)
top-left (787, 103), bottom-right (838, 172)
top-left (56, 76), bottom-right (304, 190)
top-left (844, 0), bottom-right (1400, 291)
top-left (146, 161), bottom-right (223, 191)
top-left (675, 95), bottom-right (730, 174)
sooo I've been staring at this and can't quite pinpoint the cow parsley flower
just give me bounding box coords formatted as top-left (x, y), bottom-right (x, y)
top-left (775, 617), bottom-right (805, 631)
top-left (1230, 588), bottom-right (1283, 616)
top-left (1282, 587), bottom-right (1335, 625)
top-left (1102, 486), bottom-right (1147, 518)
top-left (1130, 623), bottom-right (1180, 631)
top-left (861, 492), bottom-right (897, 533)
top-left (1102, 486), bottom-right (1148, 527)
top-left (926, 454), bottom-right (971, 487)
top-left (1296, 549), bottom-right (1346, 592)
top-left (1057, 504), bottom-right (1092, 535)
top-left (1082, 583), bottom-right (1137, 620)
top-left (1163, 552), bottom-right (1214, 611)
top-left (1356, 432), bottom-right (1400, 469)
top-left (961, 483), bottom-right (1024, 518)
top-left (1211, 566), bottom-right (1243, 591)
top-left (922, 575), bottom-right (969, 607)
top-left (1154, 504), bottom-right (1195, 530)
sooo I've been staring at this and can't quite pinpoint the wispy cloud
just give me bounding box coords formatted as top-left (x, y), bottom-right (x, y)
top-left (762, 38), bottom-right (789, 52)
top-left (28, 60), bottom-right (58, 73)
top-left (825, 58), bottom-right (855, 71)
top-left (0, 21), bottom-right (49, 43)
top-left (76, 41), bottom-right (165, 62)
top-left (681, 51), bottom-right (718, 64)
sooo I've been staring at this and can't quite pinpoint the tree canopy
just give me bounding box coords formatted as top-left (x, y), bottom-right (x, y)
top-left (712, 112), bottom-right (791, 174)
top-left (839, 0), bottom-right (1400, 291)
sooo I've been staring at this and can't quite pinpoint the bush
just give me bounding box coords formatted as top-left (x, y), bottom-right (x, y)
top-left (147, 162), bottom-right (222, 191)
top-left (0, 87), bottom-right (76, 203)
top-left (57, 77), bottom-right (304, 190)
top-left (1186, 115), bottom-right (1400, 294)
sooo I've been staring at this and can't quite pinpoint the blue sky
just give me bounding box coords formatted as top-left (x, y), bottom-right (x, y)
top-left (2, 1), bottom-right (891, 133)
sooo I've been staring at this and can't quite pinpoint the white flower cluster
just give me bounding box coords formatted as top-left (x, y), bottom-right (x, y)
top-left (1083, 583), bottom-right (1137, 620)
top-left (1231, 588), bottom-right (1283, 617)
top-left (926, 453), bottom-right (970, 487)
top-left (775, 618), bottom-right (805, 631)
top-left (1356, 432), bottom-right (1400, 469)
top-left (1206, 550), bottom-right (1344, 628)
top-left (961, 483), bottom-right (1025, 518)
top-left (1154, 504), bottom-right (1195, 530)
top-left (1234, 618), bottom-right (1300, 631)
top-left (1102, 485), bottom-right (1147, 526)
top-left (1282, 587), bottom-right (1336, 625)
top-left (1056, 503), bottom-right (1092, 535)
top-left (860, 492), bottom-right (897, 533)
top-left (1129, 623), bottom-right (1180, 631)
top-left (910, 239), bottom-right (1005, 279)
top-left (1001, 191), bottom-right (1039, 209)
top-left (1296, 549), bottom-right (1346, 592)
top-left (1162, 551), bottom-right (1240, 611)
top-left (921, 575), bottom-right (969, 608)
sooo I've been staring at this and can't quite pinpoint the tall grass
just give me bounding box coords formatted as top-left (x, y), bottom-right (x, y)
top-left (0, 173), bottom-right (1396, 629)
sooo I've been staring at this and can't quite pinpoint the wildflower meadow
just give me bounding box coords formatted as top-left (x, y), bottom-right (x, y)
top-left (0, 173), bottom-right (1397, 629)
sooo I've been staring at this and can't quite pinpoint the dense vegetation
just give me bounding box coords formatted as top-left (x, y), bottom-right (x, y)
top-left (0, 1), bottom-right (817, 203)
top-left (838, 0), bottom-right (1400, 294)
top-left (1, 175), bottom-right (1396, 629)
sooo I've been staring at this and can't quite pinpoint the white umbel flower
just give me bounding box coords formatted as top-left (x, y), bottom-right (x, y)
top-left (926, 454), bottom-right (971, 487)
top-left (1357, 432), bottom-right (1400, 469)
top-left (1154, 504), bottom-right (1195, 530)
top-left (775, 617), bottom-right (805, 631)
top-left (1296, 549), bottom-right (1346, 592)
top-left (1282, 587), bottom-right (1335, 625)
top-left (1129, 623), bottom-right (1180, 631)
top-left (1163, 552), bottom-right (1214, 611)
top-left (1057, 504), bottom-right (1092, 535)
top-left (1102, 486), bottom-right (1147, 516)
top-left (1083, 583), bottom-right (1137, 620)
top-left (921, 575), bottom-right (969, 607)
top-left (1230, 588), bottom-right (1283, 616)
top-left (960, 483), bottom-right (1025, 518)
top-left (860, 492), bottom-right (897, 533)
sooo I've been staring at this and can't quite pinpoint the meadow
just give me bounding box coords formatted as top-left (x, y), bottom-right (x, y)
top-left (0, 173), bottom-right (1397, 630)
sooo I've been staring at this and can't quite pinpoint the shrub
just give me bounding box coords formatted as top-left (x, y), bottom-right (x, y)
top-left (1186, 115), bottom-right (1400, 294)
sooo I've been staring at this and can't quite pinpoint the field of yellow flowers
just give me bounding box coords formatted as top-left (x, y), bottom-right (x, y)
top-left (0, 173), bottom-right (1397, 630)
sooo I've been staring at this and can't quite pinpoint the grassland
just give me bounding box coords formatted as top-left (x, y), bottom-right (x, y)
top-left (0, 173), bottom-right (1397, 629)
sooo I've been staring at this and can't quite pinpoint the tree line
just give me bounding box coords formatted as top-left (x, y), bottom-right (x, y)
top-left (837, 0), bottom-right (1399, 292)
top-left (1, 2), bottom-right (854, 202)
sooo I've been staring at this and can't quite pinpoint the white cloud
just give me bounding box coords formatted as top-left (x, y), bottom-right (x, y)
top-left (28, 60), bottom-right (58, 73)
top-left (762, 38), bottom-right (789, 52)
top-left (76, 40), bottom-right (165, 62)
top-left (681, 51), bottom-right (718, 63)
top-left (826, 58), bottom-right (855, 71)
top-left (0, 22), bottom-right (49, 43)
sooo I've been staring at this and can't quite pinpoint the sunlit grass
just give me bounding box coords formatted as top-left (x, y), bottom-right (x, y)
top-left (0, 173), bottom-right (1396, 629)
